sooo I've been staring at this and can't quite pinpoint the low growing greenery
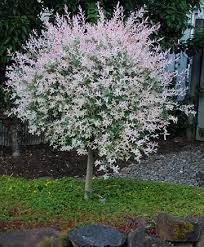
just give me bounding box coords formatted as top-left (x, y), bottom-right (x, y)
top-left (0, 176), bottom-right (204, 230)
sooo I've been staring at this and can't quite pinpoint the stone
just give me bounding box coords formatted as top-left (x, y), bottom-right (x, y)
top-left (196, 169), bottom-right (204, 187)
top-left (128, 227), bottom-right (145, 247)
top-left (196, 236), bottom-right (204, 247)
top-left (141, 237), bottom-right (170, 247)
top-left (185, 216), bottom-right (204, 247)
top-left (36, 231), bottom-right (71, 247)
top-left (68, 224), bottom-right (126, 247)
top-left (127, 226), bottom-right (170, 247)
top-left (0, 227), bottom-right (58, 247)
top-left (172, 244), bottom-right (193, 247)
top-left (156, 213), bottom-right (200, 242)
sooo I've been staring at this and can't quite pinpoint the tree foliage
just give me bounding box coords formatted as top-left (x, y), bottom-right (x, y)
top-left (6, 6), bottom-right (194, 174)
top-left (143, 0), bottom-right (200, 50)
top-left (180, 24), bottom-right (204, 56)
top-left (0, 0), bottom-right (43, 113)
top-left (0, 0), bottom-right (201, 110)
top-left (45, 0), bottom-right (200, 50)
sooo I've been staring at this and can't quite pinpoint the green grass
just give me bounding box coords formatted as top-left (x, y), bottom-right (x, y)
top-left (0, 175), bottom-right (204, 230)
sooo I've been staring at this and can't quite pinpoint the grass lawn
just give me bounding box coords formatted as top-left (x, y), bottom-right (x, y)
top-left (0, 175), bottom-right (204, 231)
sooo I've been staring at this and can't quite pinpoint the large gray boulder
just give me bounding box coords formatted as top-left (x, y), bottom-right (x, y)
top-left (68, 224), bottom-right (126, 247)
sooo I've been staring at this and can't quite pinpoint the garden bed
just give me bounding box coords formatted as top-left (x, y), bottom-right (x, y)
top-left (0, 138), bottom-right (195, 179)
top-left (115, 140), bottom-right (204, 187)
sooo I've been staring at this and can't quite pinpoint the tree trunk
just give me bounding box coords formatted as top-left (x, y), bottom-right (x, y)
top-left (84, 148), bottom-right (94, 200)
top-left (10, 122), bottom-right (20, 157)
top-left (186, 114), bottom-right (195, 141)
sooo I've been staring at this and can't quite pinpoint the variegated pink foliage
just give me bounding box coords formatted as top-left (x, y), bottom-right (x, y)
top-left (6, 5), bottom-right (194, 171)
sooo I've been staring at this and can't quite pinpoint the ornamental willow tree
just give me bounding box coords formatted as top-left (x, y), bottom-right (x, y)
top-left (6, 5), bottom-right (193, 199)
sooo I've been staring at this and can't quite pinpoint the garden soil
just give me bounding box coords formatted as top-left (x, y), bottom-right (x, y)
top-left (0, 138), bottom-right (193, 179)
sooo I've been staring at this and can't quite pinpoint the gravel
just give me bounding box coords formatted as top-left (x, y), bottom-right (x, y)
top-left (114, 142), bottom-right (204, 187)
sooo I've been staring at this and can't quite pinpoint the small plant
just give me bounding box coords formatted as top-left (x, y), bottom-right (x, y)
top-left (6, 4), bottom-right (194, 199)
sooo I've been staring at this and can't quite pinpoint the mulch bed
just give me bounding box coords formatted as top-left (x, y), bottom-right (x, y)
top-left (0, 137), bottom-right (195, 179)
top-left (0, 145), bottom-right (87, 179)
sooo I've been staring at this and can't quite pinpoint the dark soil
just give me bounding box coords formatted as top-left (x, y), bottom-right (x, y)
top-left (0, 137), bottom-right (198, 179)
top-left (0, 145), bottom-right (88, 179)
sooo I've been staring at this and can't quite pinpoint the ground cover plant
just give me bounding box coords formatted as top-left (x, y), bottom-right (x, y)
top-left (0, 176), bottom-right (204, 231)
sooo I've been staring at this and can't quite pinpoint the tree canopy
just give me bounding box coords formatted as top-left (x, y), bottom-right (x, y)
top-left (0, 0), bottom-right (201, 116)
top-left (44, 0), bottom-right (200, 50)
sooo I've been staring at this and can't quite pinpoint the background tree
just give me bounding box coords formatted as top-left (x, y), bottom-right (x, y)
top-left (0, 0), bottom-right (43, 155)
top-left (6, 6), bottom-right (194, 199)
top-left (139, 0), bottom-right (200, 50)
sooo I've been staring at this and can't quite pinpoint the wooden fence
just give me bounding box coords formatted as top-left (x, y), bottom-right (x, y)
top-left (0, 119), bottom-right (45, 146)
